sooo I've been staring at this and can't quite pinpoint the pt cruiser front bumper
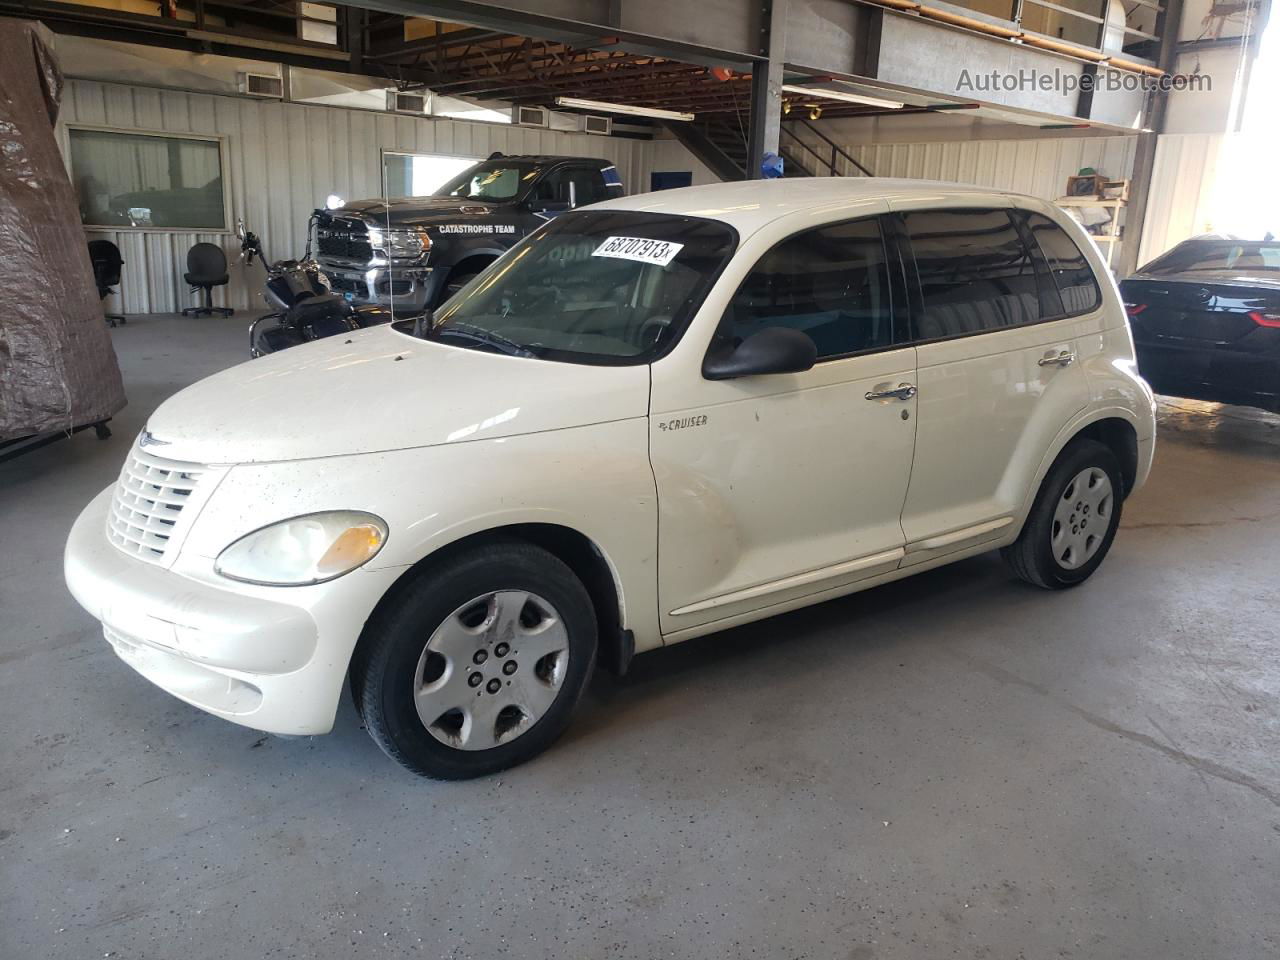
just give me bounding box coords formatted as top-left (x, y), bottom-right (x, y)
top-left (64, 488), bottom-right (402, 735)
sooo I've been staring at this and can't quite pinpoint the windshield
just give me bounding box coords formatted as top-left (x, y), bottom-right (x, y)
top-left (434, 160), bottom-right (542, 201)
top-left (420, 210), bottom-right (738, 365)
top-left (1142, 239), bottom-right (1280, 276)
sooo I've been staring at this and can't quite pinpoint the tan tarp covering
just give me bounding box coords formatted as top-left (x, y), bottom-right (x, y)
top-left (0, 19), bottom-right (126, 442)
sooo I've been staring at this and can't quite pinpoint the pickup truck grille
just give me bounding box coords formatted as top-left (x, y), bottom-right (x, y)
top-left (317, 220), bottom-right (373, 262)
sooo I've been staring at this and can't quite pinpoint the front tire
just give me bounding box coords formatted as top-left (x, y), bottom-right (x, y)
top-left (436, 270), bottom-right (481, 306)
top-left (1002, 438), bottom-right (1124, 589)
top-left (352, 541), bottom-right (597, 778)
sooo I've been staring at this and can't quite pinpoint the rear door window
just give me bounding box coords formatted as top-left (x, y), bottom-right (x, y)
top-left (716, 217), bottom-right (897, 361)
top-left (1023, 212), bottom-right (1101, 315)
top-left (902, 208), bottom-right (1062, 340)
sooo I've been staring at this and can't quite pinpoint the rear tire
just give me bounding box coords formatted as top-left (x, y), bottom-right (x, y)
top-left (1002, 438), bottom-right (1124, 589)
top-left (352, 541), bottom-right (597, 779)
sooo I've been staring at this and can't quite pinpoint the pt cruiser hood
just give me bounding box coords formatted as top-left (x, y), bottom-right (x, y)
top-left (145, 326), bottom-right (649, 465)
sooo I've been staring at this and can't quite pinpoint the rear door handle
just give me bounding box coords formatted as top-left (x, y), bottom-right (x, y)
top-left (1038, 350), bottom-right (1075, 367)
top-left (865, 382), bottom-right (917, 401)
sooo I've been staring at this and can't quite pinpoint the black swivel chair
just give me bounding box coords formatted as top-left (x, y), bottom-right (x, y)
top-left (87, 239), bottom-right (126, 327)
top-left (182, 242), bottom-right (234, 318)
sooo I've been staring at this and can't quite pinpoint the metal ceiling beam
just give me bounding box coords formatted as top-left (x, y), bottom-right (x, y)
top-left (473, 64), bottom-right (713, 99)
top-left (423, 49), bottom-right (658, 92)
top-left (339, 0), bottom-right (764, 69)
top-left (366, 25), bottom-right (507, 58)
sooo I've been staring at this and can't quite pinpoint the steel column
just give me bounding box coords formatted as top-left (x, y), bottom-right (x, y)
top-left (746, 0), bottom-right (786, 179)
top-left (1117, 0), bottom-right (1184, 276)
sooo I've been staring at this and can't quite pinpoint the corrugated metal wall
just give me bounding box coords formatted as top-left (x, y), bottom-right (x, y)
top-left (843, 136), bottom-right (1139, 201)
top-left (644, 139), bottom-right (720, 188)
top-left (812, 133), bottom-right (1223, 271)
top-left (1137, 133), bottom-right (1227, 266)
top-left (59, 80), bottom-right (673, 314)
top-left (789, 133), bottom-right (1151, 269)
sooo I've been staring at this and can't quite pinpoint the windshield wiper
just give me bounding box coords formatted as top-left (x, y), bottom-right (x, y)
top-left (431, 321), bottom-right (538, 358)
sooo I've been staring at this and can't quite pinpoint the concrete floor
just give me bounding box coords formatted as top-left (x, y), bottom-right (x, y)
top-left (2, 313), bottom-right (1278, 960)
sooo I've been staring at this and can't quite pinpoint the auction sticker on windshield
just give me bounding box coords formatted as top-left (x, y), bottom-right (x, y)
top-left (592, 236), bottom-right (685, 266)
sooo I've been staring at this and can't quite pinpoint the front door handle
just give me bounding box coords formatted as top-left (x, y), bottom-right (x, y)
top-left (1038, 350), bottom-right (1075, 367)
top-left (865, 382), bottom-right (917, 402)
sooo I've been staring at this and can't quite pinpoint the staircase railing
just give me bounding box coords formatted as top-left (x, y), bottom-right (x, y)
top-left (780, 120), bottom-right (874, 177)
top-left (660, 118), bottom-right (747, 182)
top-left (778, 145), bottom-right (815, 177)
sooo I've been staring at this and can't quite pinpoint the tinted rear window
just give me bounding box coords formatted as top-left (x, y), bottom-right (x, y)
top-left (1024, 212), bottom-right (1101, 315)
top-left (903, 209), bottom-right (1059, 340)
top-left (1142, 240), bottom-right (1280, 276)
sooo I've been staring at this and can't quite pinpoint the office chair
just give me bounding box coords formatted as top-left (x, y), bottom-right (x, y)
top-left (182, 242), bottom-right (234, 318)
top-left (87, 239), bottom-right (126, 327)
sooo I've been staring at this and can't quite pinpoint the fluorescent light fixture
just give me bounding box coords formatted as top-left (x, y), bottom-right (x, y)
top-left (555, 97), bottom-right (695, 121)
top-left (781, 84), bottom-right (905, 110)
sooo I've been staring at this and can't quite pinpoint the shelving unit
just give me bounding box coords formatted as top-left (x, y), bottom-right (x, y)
top-left (1055, 180), bottom-right (1129, 272)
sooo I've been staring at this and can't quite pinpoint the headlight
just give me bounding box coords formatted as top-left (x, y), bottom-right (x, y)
top-left (215, 511), bottom-right (388, 586)
top-left (368, 226), bottom-right (430, 259)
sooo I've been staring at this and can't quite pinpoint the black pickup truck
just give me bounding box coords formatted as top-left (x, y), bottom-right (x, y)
top-left (315, 154), bottom-right (624, 313)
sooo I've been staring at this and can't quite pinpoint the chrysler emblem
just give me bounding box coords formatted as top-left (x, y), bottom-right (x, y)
top-left (139, 429), bottom-right (170, 448)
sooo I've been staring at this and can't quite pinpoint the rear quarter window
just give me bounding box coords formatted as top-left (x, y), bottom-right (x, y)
top-left (1024, 212), bottom-right (1102, 315)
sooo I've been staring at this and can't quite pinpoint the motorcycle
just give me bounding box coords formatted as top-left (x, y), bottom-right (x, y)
top-left (240, 212), bottom-right (393, 357)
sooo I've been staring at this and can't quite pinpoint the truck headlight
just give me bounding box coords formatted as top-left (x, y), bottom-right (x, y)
top-left (215, 511), bottom-right (388, 586)
top-left (369, 227), bottom-right (430, 259)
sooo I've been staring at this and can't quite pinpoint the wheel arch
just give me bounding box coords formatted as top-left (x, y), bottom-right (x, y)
top-left (1072, 416), bottom-right (1139, 495)
top-left (444, 253), bottom-right (499, 284)
top-left (1010, 408), bottom-right (1143, 544)
top-left (356, 522), bottom-right (633, 681)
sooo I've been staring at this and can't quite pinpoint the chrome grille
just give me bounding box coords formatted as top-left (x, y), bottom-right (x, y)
top-left (107, 446), bottom-right (206, 563)
top-left (316, 220), bottom-right (373, 262)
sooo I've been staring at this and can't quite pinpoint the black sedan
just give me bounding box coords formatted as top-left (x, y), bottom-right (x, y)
top-left (1121, 234), bottom-right (1280, 412)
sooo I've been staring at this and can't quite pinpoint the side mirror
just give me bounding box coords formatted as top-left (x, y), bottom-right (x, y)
top-left (529, 199), bottom-right (571, 214)
top-left (702, 327), bottom-right (817, 380)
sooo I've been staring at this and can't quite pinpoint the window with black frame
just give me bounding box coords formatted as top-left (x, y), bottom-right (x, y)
top-left (717, 218), bottom-right (895, 361)
top-left (1024, 212), bottom-right (1101, 315)
top-left (903, 208), bottom-right (1062, 340)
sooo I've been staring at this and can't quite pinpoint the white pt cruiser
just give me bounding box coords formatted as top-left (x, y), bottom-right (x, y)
top-left (66, 180), bottom-right (1156, 778)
